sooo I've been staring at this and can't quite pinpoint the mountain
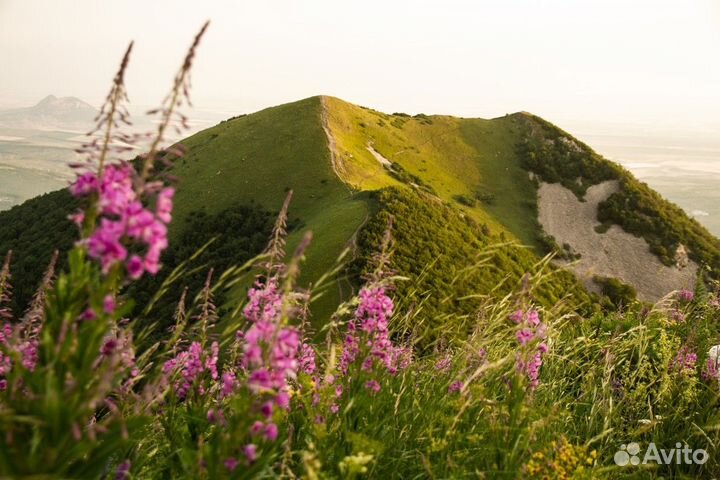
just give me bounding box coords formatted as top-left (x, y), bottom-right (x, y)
top-left (0, 96), bottom-right (717, 335)
top-left (0, 95), bottom-right (97, 131)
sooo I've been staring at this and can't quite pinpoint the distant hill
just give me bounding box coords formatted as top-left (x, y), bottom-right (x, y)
top-left (0, 95), bottom-right (97, 131)
top-left (1, 95), bottom-right (718, 334)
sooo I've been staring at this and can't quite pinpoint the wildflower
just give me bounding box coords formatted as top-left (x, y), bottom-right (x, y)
top-left (509, 309), bottom-right (524, 324)
top-left (670, 309), bottom-right (686, 323)
top-left (264, 423), bottom-right (278, 441)
top-left (70, 171), bottom-right (99, 197)
top-left (71, 161), bottom-right (172, 280)
top-left (517, 352), bottom-right (543, 390)
top-left (68, 211), bottom-right (85, 226)
top-left (101, 338), bottom-right (118, 356)
top-left (330, 403), bottom-right (339, 414)
top-left (300, 343), bottom-right (316, 375)
top-left (339, 332), bottom-right (360, 375)
top-left (163, 341), bottom-right (213, 399)
top-left (207, 409), bottom-right (218, 423)
top-left (339, 452), bottom-right (374, 475)
top-left (514, 308), bottom-right (547, 390)
top-left (126, 255), bottom-right (144, 279)
top-left (671, 346), bottom-right (697, 376)
top-left (448, 381), bottom-right (463, 394)
top-left (224, 457), bottom-right (238, 472)
top-left (206, 341), bottom-right (219, 380)
top-left (220, 371), bottom-right (236, 398)
top-left (114, 460), bottom-right (131, 480)
top-left (87, 219), bottom-right (127, 273)
top-left (243, 444), bottom-right (257, 464)
top-left (526, 309), bottom-right (540, 326)
top-left (516, 328), bottom-right (534, 346)
top-left (18, 340), bottom-right (38, 371)
top-left (155, 187), bottom-right (174, 224)
top-left (103, 294), bottom-right (116, 314)
top-left (364, 379), bottom-right (381, 393)
top-left (678, 288), bottom-right (694, 303)
top-left (435, 353), bottom-right (452, 372)
top-left (240, 278), bottom-right (300, 414)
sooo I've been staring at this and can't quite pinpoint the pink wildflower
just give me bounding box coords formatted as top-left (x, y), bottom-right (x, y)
top-left (220, 371), bottom-right (236, 398)
top-left (224, 457), bottom-right (238, 472)
top-left (87, 219), bottom-right (127, 273)
top-left (243, 444), bottom-right (257, 464)
top-left (516, 328), bottom-right (534, 346)
top-left (264, 423), bottom-right (278, 441)
top-left (509, 309), bottom-right (525, 323)
top-left (300, 343), bottom-right (316, 375)
top-left (114, 460), bottom-right (131, 480)
top-left (435, 354), bottom-right (451, 372)
top-left (70, 171), bottom-right (99, 197)
top-left (448, 381), bottom-right (463, 394)
top-left (156, 187), bottom-right (174, 224)
top-left (678, 289), bottom-right (694, 303)
top-left (671, 346), bottom-right (697, 376)
top-left (364, 379), bottom-right (381, 393)
top-left (514, 308), bottom-right (547, 390)
top-left (103, 294), bottom-right (116, 314)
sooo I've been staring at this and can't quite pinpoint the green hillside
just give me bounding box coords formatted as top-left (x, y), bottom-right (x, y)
top-left (2, 95), bottom-right (719, 329)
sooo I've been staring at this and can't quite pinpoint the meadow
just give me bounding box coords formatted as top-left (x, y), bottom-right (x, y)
top-left (3, 26), bottom-right (720, 480)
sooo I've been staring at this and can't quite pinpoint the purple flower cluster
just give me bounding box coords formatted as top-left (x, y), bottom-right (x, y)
top-left (671, 346), bottom-right (697, 376)
top-left (238, 279), bottom-right (299, 440)
top-left (339, 286), bottom-right (408, 384)
top-left (511, 309), bottom-right (548, 390)
top-left (163, 341), bottom-right (219, 399)
top-left (0, 323), bottom-right (40, 390)
top-left (300, 343), bottom-right (316, 375)
top-left (0, 323), bottom-right (11, 390)
top-left (677, 289), bottom-right (694, 303)
top-left (71, 163), bottom-right (173, 278)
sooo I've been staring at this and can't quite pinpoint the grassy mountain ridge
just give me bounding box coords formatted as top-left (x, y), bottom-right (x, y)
top-left (1, 95), bottom-right (717, 323)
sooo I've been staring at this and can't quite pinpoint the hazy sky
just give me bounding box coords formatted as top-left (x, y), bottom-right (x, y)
top-left (1, 0), bottom-right (720, 135)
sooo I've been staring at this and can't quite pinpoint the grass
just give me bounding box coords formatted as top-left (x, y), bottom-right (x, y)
top-left (323, 97), bottom-right (547, 250)
top-left (165, 96), bottom-right (561, 321)
top-left (168, 97), bottom-right (369, 318)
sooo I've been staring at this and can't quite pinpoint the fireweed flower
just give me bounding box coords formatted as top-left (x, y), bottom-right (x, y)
top-left (243, 444), bottom-right (258, 464)
top-left (448, 381), bottom-right (463, 394)
top-left (300, 343), bottom-right (316, 375)
top-left (235, 278), bottom-right (300, 443)
top-left (513, 308), bottom-right (547, 390)
top-left (220, 371), bottom-right (236, 398)
top-left (163, 341), bottom-right (216, 399)
top-left (114, 460), bottom-right (131, 480)
top-left (70, 162), bottom-right (173, 279)
top-left (339, 285), bottom-right (408, 383)
top-left (224, 457), bottom-right (239, 472)
top-left (18, 340), bottom-right (38, 372)
top-left (434, 354), bottom-right (452, 373)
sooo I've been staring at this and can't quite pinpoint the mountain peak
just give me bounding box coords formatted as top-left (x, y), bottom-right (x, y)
top-left (34, 95), bottom-right (94, 111)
